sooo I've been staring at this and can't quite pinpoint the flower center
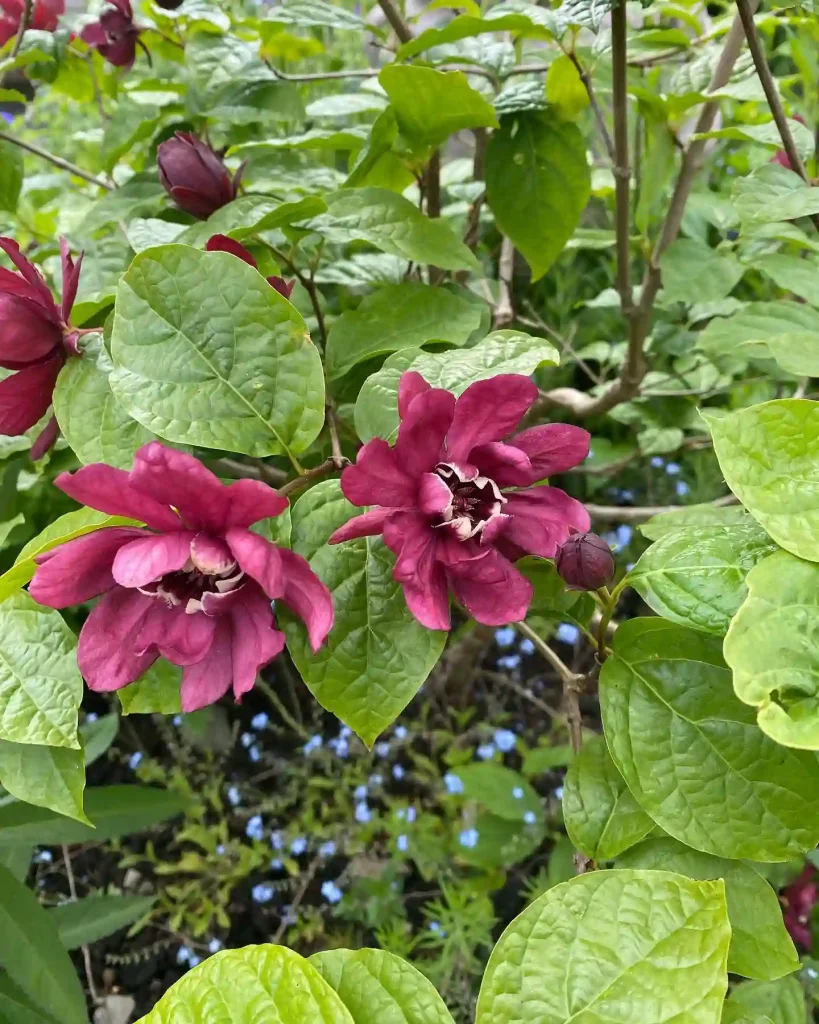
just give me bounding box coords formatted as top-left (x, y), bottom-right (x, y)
top-left (435, 463), bottom-right (506, 541)
top-left (140, 561), bottom-right (244, 615)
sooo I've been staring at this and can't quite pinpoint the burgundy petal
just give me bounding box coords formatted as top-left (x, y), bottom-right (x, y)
top-left (59, 237), bottom-right (83, 323)
top-left (0, 354), bottom-right (63, 436)
top-left (502, 486), bottom-right (591, 558)
top-left (508, 423), bottom-right (591, 480)
top-left (206, 234), bottom-right (258, 269)
top-left (30, 414), bottom-right (60, 461)
top-left (28, 526), bottom-right (145, 608)
top-left (135, 602), bottom-right (217, 665)
top-left (393, 387), bottom-right (455, 477)
top-left (268, 276), bottom-right (294, 299)
top-left (445, 375), bottom-right (538, 461)
top-left (0, 237), bottom-right (57, 311)
top-left (469, 441), bottom-right (537, 488)
top-left (0, 292), bottom-right (62, 368)
top-left (190, 533), bottom-right (235, 575)
top-left (278, 548), bottom-right (334, 651)
top-left (130, 442), bottom-right (231, 532)
top-left (447, 548), bottom-right (533, 626)
top-left (55, 463), bottom-right (181, 533)
top-left (397, 370), bottom-right (431, 419)
top-left (111, 531), bottom-right (195, 589)
top-left (340, 438), bottom-right (416, 508)
top-left (220, 479), bottom-right (288, 529)
top-left (80, 20), bottom-right (107, 45)
top-left (418, 472), bottom-right (452, 516)
top-left (328, 507), bottom-right (392, 544)
top-left (383, 510), bottom-right (449, 630)
top-left (224, 527), bottom-right (283, 600)
top-left (78, 587), bottom-right (158, 691)
top-left (180, 618), bottom-right (233, 712)
top-left (228, 583), bottom-right (286, 699)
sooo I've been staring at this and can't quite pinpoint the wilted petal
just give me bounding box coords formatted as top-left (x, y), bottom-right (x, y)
top-left (229, 583), bottom-right (285, 699)
top-left (112, 531), bottom-right (195, 588)
top-left (55, 463), bottom-right (181, 533)
top-left (394, 388), bottom-right (455, 477)
top-left (447, 548), bottom-right (532, 625)
top-left (135, 602), bottom-right (217, 665)
top-left (180, 618), bottom-right (233, 712)
top-left (384, 510), bottom-right (449, 630)
top-left (397, 370), bottom-right (431, 419)
top-left (502, 486), bottom-right (591, 558)
top-left (340, 438), bottom-right (416, 508)
top-left (329, 507), bottom-right (392, 544)
top-left (225, 527), bottom-right (283, 599)
top-left (469, 441), bottom-right (536, 488)
top-left (278, 548), bottom-right (334, 651)
top-left (29, 526), bottom-right (145, 608)
top-left (508, 423), bottom-right (591, 480)
top-left (0, 354), bottom-right (62, 435)
top-left (445, 375), bottom-right (538, 461)
top-left (418, 473), bottom-right (452, 516)
top-left (78, 587), bottom-right (158, 691)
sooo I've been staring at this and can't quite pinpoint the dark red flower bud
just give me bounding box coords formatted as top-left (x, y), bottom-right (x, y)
top-left (158, 134), bottom-right (239, 219)
top-left (555, 532), bottom-right (615, 591)
top-left (81, 0), bottom-right (141, 68)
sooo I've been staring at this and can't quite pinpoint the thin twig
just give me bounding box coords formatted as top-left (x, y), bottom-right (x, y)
top-left (273, 856), bottom-right (321, 944)
top-left (10, 0), bottom-right (31, 57)
top-left (62, 845), bottom-right (100, 1004)
top-left (611, 0), bottom-right (633, 320)
top-left (85, 54), bottom-right (108, 123)
top-left (493, 236), bottom-right (516, 328)
top-left (585, 493), bottom-right (738, 521)
top-left (567, 50), bottom-right (615, 164)
top-left (278, 456), bottom-right (350, 497)
top-left (211, 457), bottom-right (287, 486)
top-left (463, 128), bottom-right (487, 253)
top-left (377, 0), bottom-right (413, 43)
top-left (516, 620), bottom-right (584, 739)
top-left (0, 130), bottom-right (112, 189)
top-left (326, 404), bottom-right (345, 468)
top-left (255, 678), bottom-right (310, 741)
top-left (483, 670), bottom-right (562, 719)
top-left (271, 66), bottom-right (381, 81)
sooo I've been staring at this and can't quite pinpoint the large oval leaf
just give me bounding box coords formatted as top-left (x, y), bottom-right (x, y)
top-left (311, 948), bottom-right (456, 1024)
top-left (110, 245), bottom-right (325, 458)
top-left (722, 978), bottom-right (807, 1024)
top-left (600, 618), bottom-right (819, 860)
top-left (0, 739), bottom-right (87, 823)
top-left (280, 481), bottom-right (445, 746)
top-left (138, 945), bottom-right (353, 1023)
top-left (475, 869), bottom-right (730, 1024)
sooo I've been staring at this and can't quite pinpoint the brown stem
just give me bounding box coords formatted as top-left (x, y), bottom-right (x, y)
top-left (10, 0), bottom-right (31, 58)
top-left (326, 403), bottom-right (345, 469)
top-left (568, 50), bottom-right (616, 164)
top-left (611, 0), bottom-right (633, 319)
top-left (586, 493), bottom-right (737, 521)
top-left (278, 456), bottom-right (350, 498)
top-left (377, 0), bottom-right (413, 43)
top-left (211, 457), bottom-right (287, 486)
top-left (426, 149), bottom-right (441, 219)
top-left (62, 845), bottom-right (100, 1004)
top-left (273, 856), bottom-right (321, 944)
top-left (493, 236), bottom-right (516, 328)
top-left (0, 130), bottom-right (112, 189)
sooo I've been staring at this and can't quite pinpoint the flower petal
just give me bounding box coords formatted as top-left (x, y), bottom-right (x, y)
top-left (340, 438), bottom-right (416, 508)
top-left (418, 472), bottom-right (452, 516)
top-left (55, 464), bottom-right (181, 533)
top-left (383, 510), bottom-right (449, 630)
top-left (135, 602), bottom-right (217, 665)
top-left (329, 507), bottom-right (392, 544)
top-left (180, 618), bottom-right (234, 712)
top-left (112, 531), bottom-right (195, 588)
top-left (0, 237), bottom-right (57, 310)
top-left (190, 533), bottom-right (236, 574)
top-left (0, 355), bottom-right (62, 435)
top-left (59, 237), bottom-right (83, 323)
top-left (469, 441), bottom-right (536, 487)
top-left (224, 527), bottom-right (283, 599)
top-left (398, 370), bottom-right (431, 419)
top-left (205, 234), bottom-right (258, 269)
top-left (278, 548), bottom-right (334, 651)
top-left (447, 549), bottom-right (533, 626)
top-left (394, 387), bottom-right (455, 477)
top-left (130, 442), bottom-right (231, 532)
top-left (508, 423), bottom-right (591, 480)
top-left (30, 414), bottom-right (60, 461)
top-left (229, 583), bottom-right (285, 699)
top-left (29, 526), bottom-right (145, 608)
top-left (221, 479), bottom-right (288, 529)
top-left (502, 486), bottom-right (591, 558)
top-left (78, 587), bottom-right (158, 691)
top-left (445, 375), bottom-right (538, 461)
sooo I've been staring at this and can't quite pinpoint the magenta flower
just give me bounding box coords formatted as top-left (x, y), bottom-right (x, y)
top-left (157, 134), bottom-right (240, 220)
top-left (329, 373), bottom-right (590, 629)
top-left (0, 0), bottom-right (64, 46)
top-left (206, 235), bottom-right (294, 300)
top-left (0, 236), bottom-right (83, 457)
top-left (29, 443), bottom-right (334, 712)
top-left (81, 0), bottom-right (142, 68)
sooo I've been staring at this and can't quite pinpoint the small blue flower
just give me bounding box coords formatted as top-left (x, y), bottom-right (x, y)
top-left (270, 858), bottom-right (282, 870)
top-left (368, 773), bottom-right (383, 787)
top-left (291, 837), bottom-right (307, 855)
top-left (172, 714), bottom-right (182, 726)
top-left (85, 712), bottom-right (98, 723)
top-left (676, 480), bottom-right (690, 497)
top-left (650, 456), bottom-right (664, 468)
top-left (397, 834), bottom-right (409, 852)
top-left (406, 806), bottom-right (417, 823)
top-left (240, 732), bottom-right (253, 749)
top-left (33, 849), bottom-right (53, 864)
top-left (512, 786), bottom-right (524, 800)
top-left (519, 638), bottom-right (535, 656)
top-left (319, 841), bottom-right (336, 857)
top-left (188, 955), bottom-right (201, 968)
top-left (270, 831), bottom-right (283, 850)
top-left (252, 883), bottom-right (275, 904)
top-left (477, 743), bottom-right (496, 761)
top-left (396, 808), bottom-right (406, 820)
top-left (251, 712), bottom-right (269, 730)
top-left (215, 844), bottom-right (226, 856)
top-left (128, 751), bottom-right (143, 770)
top-left (339, 726), bottom-right (352, 739)
top-left (394, 725), bottom-right (408, 740)
top-left (303, 734), bottom-right (322, 755)
top-left (392, 764), bottom-right (405, 780)
top-left (554, 785), bottom-right (564, 801)
top-left (374, 741), bottom-right (390, 758)
top-left (665, 462), bottom-right (681, 475)
top-left (556, 623), bottom-right (580, 645)
top-left (208, 939), bottom-right (222, 954)
top-left (355, 802), bottom-right (372, 823)
top-left (227, 785), bottom-right (241, 807)
top-left (444, 772), bottom-right (464, 795)
top-left (177, 946), bottom-right (191, 964)
top-left (354, 784), bottom-right (368, 800)
top-left (495, 626), bottom-right (516, 648)
top-left (494, 729), bottom-right (516, 753)
top-left (321, 880), bottom-right (343, 905)
top-left (523, 811), bottom-right (537, 825)
top-left (246, 815), bottom-right (264, 841)
top-left (429, 920), bottom-right (440, 932)
top-left (459, 828), bottom-right (479, 848)
top-left (497, 654), bottom-right (521, 670)
top-left (329, 737), bottom-right (349, 758)
top-left (615, 524), bottom-right (633, 549)
top-left (248, 745), bottom-right (261, 763)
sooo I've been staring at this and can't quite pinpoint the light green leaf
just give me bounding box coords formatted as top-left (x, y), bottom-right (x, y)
top-left (722, 978), bottom-right (808, 1024)
top-left (109, 245), bottom-right (325, 458)
top-left (459, 810), bottom-right (545, 869)
top-left (82, 174), bottom-right (166, 234)
top-left (0, 739), bottom-right (87, 823)
top-left (0, 864), bottom-right (87, 1024)
top-left (310, 948), bottom-right (456, 1024)
top-left (230, 129), bottom-right (368, 154)
top-left (306, 188), bottom-right (478, 271)
top-left (118, 661), bottom-right (182, 715)
top-left (355, 330), bottom-right (559, 442)
top-left (696, 300), bottom-right (819, 368)
top-left (326, 283), bottom-right (484, 380)
top-left (660, 239), bottom-right (744, 304)
top-left (177, 195), bottom-right (327, 247)
top-left (266, 0), bottom-right (365, 29)
top-left (618, 837), bottom-right (799, 981)
top-left (49, 894), bottom-right (155, 950)
top-left (0, 593), bottom-right (82, 749)
top-left (396, 9), bottom-right (555, 59)
top-left (626, 523), bottom-right (776, 634)
top-left (562, 734), bottom-right (654, 861)
top-left (705, 399), bottom-right (819, 562)
top-left (485, 110), bottom-right (590, 280)
top-left (600, 617), bottom-right (819, 860)
top-left (752, 253), bottom-right (819, 308)
top-left (455, 762), bottom-right (540, 821)
top-left (724, 548), bottom-right (819, 749)
top-left (0, 973), bottom-right (60, 1024)
top-left (557, 0), bottom-right (613, 30)
top-left (81, 713), bottom-right (119, 766)
top-left (280, 481), bottom-right (446, 747)
top-left (137, 945), bottom-right (354, 1023)
top-left (0, 139), bottom-right (23, 213)
top-left (698, 118), bottom-right (814, 155)
top-left (0, 785), bottom-right (185, 847)
top-left (732, 163), bottom-right (819, 224)
top-left (0, 508), bottom-right (136, 603)
top-left (126, 219), bottom-right (186, 254)
top-left (640, 504), bottom-right (757, 541)
top-left (306, 93), bottom-right (388, 118)
top-left (476, 869), bottom-right (730, 1024)
top-left (379, 66), bottom-right (498, 149)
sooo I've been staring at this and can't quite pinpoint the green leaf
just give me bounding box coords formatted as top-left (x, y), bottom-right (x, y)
top-left (0, 139), bottom-right (23, 213)
top-left (396, 9), bottom-right (554, 59)
top-left (752, 253), bottom-right (819, 308)
top-left (266, 0), bottom-right (365, 29)
top-left (722, 978), bottom-right (808, 1024)
top-left (118, 661), bottom-right (182, 715)
top-left (0, 973), bottom-right (60, 1024)
top-left (137, 945), bottom-right (354, 1023)
top-left (485, 110), bottom-right (590, 280)
top-left (81, 713), bottom-right (119, 766)
top-left (731, 163), bottom-right (819, 224)
top-left (310, 948), bottom-right (456, 1024)
top-left (660, 239), bottom-right (744, 304)
top-left (626, 522), bottom-right (776, 634)
top-left (49, 893), bottom-right (155, 950)
top-left (698, 118), bottom-right (814, 155)
top-left (230, 129), bottom-right (367, 154)
top-left (457, 811), bottom-right (546, 869)
top-left (557, 0), bottom-right (612, 30)
top-left (379, 66), bottom-right (498, 149)
top-left (125, 218), bottom-right (186, 255)
top-left (546, 54), bottom-right (589, 120)
top-left (640, 504), bottom-right (756, 541)
top-left (618, 837), bottom-right (799, 981)
top-left (109, 245), bottom-right (325, 458)
top-left (54, 344), bottom-right (156, 468)
top-left (355, 330), bottom-right (559, 442)
top-left (0, 593), bottom-right (82, 749)
top-left (696, 301), bottom-right (819, 369)
top-left (326, 283), bottom-right (484, 380)
top-left (82, 174), bottom-right (166, 234)
top-left (306, 93), bottom-right (387, 118)
top-left (455, 762), bottom-right (540, 821)
top-left (280, 481), bottom-right (445, 747)
top-left (562, 734), bottom-right (654, 861)
top-left (600, 617), bottom-right (819, 860)
top-left (0, 785), bottom-right (185, 847)
top-left (519, 557), bottom-right (584, 617)
top-left (306, 188), bottom-right (478, 272)
top-left (0, 863), bottom-right (87, 1024)
top-left (176, 196), bottom-right (327, 248)
top-left (705, 399), bottom-right (819, 562)
top-left (0, 739), bottom-right (87, 823)
top-left (475, 869), bottom-right (730, 1024)
top-left (724, 548), bottom-right (819, 749)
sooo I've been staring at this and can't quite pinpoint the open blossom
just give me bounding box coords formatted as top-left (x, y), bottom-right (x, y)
top-left (0, 236), bottom-right (83, 457)
top-left (81, 0), bottom-right (141, 68)
top-left (0, 0), bottom-right (64, 45)
top-left (206, 235), bottom-right (294, 300)
top-left (29, 443), bottom-right (333, 712)
top-left (329, 373), bottom-right (590, 628)
top-left (158, 134), bottom-right (240, 219)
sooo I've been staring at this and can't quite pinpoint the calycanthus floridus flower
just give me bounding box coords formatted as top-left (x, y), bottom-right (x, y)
top-left (29, 443), bottom-right (334, 711)
top-left (329, 372), bottom-right (591, 629)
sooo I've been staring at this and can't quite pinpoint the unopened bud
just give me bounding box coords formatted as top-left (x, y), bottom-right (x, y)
top-left (555, 532), bottom-right (615, 591)
top-left (157, 133), bottom-right (238, 219)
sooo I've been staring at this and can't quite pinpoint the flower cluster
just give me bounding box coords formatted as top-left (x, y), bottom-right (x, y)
top-left (0, 0), bottom-right (63, 45)
top-left (330, 372), bottom-right (590, 628)
top-left (29, 443), bottom-right (333, 711)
